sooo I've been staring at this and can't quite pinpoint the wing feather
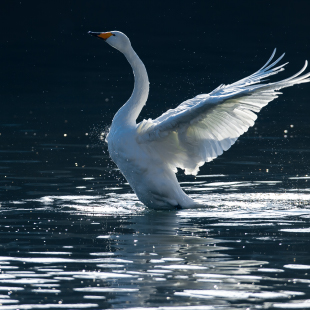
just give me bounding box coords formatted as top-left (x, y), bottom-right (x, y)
top-left (136, 50), bottom-right (310, 175)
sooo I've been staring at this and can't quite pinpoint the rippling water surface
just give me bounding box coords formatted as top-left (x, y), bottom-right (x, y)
top-left (1, 126), bottom-right (310, 309)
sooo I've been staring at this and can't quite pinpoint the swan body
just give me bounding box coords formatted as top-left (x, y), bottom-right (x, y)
top-left (89, 30), bottom-right (310, 209)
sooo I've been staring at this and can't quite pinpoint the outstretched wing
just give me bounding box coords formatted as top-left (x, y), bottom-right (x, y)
top-left (136, 50), bottom-right (310, 175)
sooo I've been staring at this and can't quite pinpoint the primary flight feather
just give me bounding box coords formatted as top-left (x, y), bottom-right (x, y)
top-left (88, 31), bottom-right (310, 209)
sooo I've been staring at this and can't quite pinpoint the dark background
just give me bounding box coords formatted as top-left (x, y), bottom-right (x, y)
top-left (0, 0), bottom-right (310, 185)
top-left (1, 0), bottom-right (310, 134)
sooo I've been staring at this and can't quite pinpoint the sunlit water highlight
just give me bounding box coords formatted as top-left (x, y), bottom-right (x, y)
top-left (1, 187), bottom-right (310, 309)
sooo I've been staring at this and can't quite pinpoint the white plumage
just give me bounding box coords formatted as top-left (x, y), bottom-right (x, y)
top-left (89, 31), bottom-right (310, 209)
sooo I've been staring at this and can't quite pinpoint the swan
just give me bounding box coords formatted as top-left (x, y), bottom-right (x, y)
top-left (88, 30), bottom-right (310, 210)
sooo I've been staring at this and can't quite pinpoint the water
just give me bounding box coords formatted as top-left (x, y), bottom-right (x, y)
top-left (1, 195), bottom-right (310, 309)
top-left (1, 2), bottom-right (310, 308)
top-left (1, 127), bottom-right (310, 309)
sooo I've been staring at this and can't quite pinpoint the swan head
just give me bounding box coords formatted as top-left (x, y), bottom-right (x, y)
top-left (88, 31), bottom-right (131, 52)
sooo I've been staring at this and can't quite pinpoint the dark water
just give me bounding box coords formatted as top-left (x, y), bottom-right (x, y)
top-left (1, 1), bottom-right (310, 309)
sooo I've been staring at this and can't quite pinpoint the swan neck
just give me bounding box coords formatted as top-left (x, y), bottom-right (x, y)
top-left (113, 46), bottom-right (149, 127)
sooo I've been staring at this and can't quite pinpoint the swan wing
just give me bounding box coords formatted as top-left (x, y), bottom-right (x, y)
top-left (136, 50), bottom-right (310, 175)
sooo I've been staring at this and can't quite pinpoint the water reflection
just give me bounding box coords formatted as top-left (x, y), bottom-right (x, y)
top-left (0, 190), bottom-right (309, 309)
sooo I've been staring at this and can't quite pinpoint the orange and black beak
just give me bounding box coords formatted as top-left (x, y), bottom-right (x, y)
top-left (88, 31), bottom-right (114, 41)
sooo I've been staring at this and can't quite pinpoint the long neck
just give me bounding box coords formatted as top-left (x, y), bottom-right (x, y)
top-left (112, 46), bottom-right (149, 127)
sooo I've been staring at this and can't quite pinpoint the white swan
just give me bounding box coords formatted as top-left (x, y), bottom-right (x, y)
top-left (88, 31), bottom-right (310, 209)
